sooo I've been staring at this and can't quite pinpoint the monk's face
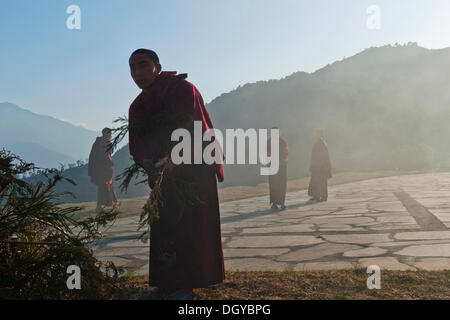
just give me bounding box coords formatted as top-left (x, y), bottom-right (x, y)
top-left (129, 54), bottom-right (161, 90)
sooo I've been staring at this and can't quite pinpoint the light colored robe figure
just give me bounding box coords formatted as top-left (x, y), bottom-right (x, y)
top-left (88, 134), bottom-right (118, 212)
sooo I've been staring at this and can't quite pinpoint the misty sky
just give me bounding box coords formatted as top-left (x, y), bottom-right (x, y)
top-left (1, 0), bottom-right (450, 132)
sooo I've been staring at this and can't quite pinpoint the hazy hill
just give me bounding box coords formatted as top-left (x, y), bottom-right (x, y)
top-left (21, 43), bottom-right (450, 202)
top-left (3, 141), bottom-right (75, 169)
top-left (208, 43), bottom-right (450, 186)
top-left (0, 102), bottom-right (99, 168)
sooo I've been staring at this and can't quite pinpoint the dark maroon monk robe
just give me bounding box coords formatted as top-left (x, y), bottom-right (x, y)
top-left (128, 71), bottom-right (225, 290)
top-left (268, 137), bottom-right (289, 207)
top-left (88, 136), bottom-right (118, 211)
top-left (308, 137), bottom-right (332, 201)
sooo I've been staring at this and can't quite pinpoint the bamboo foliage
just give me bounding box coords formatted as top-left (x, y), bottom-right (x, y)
top-left (0, 149), bottom-right (120, 299)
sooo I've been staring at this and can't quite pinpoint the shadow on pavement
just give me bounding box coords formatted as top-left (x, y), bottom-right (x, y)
top-left (221, 199), bottom-right (315, 224)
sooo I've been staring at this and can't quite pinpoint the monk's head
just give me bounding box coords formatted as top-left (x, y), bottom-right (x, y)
top-left (102, 127), bottom-right (112, 139)
top-left (129, 49), bottom-right (162, 90)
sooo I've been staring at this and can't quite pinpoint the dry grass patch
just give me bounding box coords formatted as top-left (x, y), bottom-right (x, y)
top-left (115, 269), bottom-right (450, 300)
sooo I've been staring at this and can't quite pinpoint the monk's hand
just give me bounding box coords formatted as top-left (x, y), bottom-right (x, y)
top-left (155, 156), bottom-right (176, 174)
top-left (140, 159), bottom-right (158, 188)
top-left (154, 156), bottom-right (167, 169)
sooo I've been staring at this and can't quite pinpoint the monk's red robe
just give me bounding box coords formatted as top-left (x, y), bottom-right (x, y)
top-left (268, 137), bottom-right (289, 206)
top-left (308, 138), bottom-right (332, 201)
top-left (128, 71), bottom-right (225, 290)
top-left (88, 136), bottom-right (118, 208)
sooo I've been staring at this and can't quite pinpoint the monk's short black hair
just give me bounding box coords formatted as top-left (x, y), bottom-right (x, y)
top-left (130, 48), bottom-right (160, 65)
top-left (102, 127), bottom-right (112, 135)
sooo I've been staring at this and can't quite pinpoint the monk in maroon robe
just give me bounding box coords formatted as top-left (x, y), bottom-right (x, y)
top-left (88, 128), bottom-right (119, 212)
top-left (128, 49), bottom-right (225, 299)
top-left (267, 128), bottom-right (289, 210)
top-left (308, 131), bottom-right (332, 202)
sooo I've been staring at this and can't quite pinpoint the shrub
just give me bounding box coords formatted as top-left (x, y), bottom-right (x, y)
top-left (0, 149), bottom-right (120, 299)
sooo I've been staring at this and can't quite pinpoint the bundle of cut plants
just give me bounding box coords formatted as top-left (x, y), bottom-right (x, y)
top-left (0, 149), bottom-right (121, 299)
top-left (111, 113), bottom-right (203, 240)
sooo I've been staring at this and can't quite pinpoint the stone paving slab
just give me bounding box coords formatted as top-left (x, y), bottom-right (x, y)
top-left (92, 173), bottom-right (450, 274)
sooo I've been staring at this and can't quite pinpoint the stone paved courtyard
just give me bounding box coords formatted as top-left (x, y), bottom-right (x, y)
top-left (92, 173), bottom-right (450, 275)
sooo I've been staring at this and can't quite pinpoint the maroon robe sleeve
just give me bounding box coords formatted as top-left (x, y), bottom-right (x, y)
top-left (310, 139), bottom-right (332, 177)
top-left (268, 138), bottom-right (289, 165)
top-left (88, 137), bottom-right (114, 184)
top-left (310, 142), bottom-right (319, 173)
top-left (282, 138), bottom-right (289, 164)
top-left (88, 140), bottom-right (98, 177)
top-left (128, 95), bottom-right (147, 164)
top-left (166, 80), bottom-right (224, 182)
top-left (324, 141), bottom-right (332, 177)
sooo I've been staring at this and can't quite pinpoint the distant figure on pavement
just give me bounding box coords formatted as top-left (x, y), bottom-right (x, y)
top-left (268, 127), bottom-right (289, 210)
top-left (88, 127), bottom-right (119, 213)
top-left (308, 130), bottom-right (332, 202)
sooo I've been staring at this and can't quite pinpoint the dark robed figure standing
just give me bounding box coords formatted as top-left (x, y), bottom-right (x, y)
top-left (88, 128), bottom-right (119, 213)
top-left (128, 49), bottom-right (225, 299)
top-left (308, 131), bottom-right (332, 202)
top-left (268, 129), bottom-right (289, 210)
